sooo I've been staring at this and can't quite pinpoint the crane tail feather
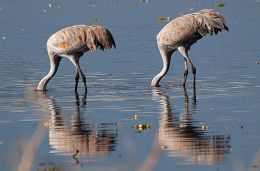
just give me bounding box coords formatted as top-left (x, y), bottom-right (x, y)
top-left (196, 9), bottom-right (229, 36)
top-left (90, 26), bottom-right (116, 51)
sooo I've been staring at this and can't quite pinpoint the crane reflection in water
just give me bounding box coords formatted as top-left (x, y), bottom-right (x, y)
top-left (35, 92), bottom-right (118, 163)
top-left (152, 87), bottom-right (231, 164)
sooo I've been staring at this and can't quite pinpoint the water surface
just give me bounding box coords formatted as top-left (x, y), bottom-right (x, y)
top-left (0, 0), bottom-right (260, 171)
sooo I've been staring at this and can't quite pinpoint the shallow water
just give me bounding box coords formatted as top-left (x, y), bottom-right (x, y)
top-left (0, 0), bottom-right (260, 171)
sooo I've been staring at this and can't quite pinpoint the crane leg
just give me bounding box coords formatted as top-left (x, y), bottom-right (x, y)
top-left (178, 46), bottom-right (196, 87)
top-left (183, 59), bottom-right (188, 87)
top-left (65, 54), bottom-right (87, 94)
top-left (75, 70), bottom-right (80, 92)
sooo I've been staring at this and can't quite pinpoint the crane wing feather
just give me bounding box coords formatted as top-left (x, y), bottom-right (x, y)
top-left (47, 25), bottom-right (116, 55)
top-left (157, 9), bottom-right (228, 48)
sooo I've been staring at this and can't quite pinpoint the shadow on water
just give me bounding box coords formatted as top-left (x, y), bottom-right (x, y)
top-left (152, 87), bottom-right (231, 165)
top-left (22, 91), bottom-right (118, 169)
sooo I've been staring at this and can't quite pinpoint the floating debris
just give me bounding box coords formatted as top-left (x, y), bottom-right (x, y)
top-left (2, 36), bottom-right (6, 40)
top-left (201, 124), bottom-right (208, 131)
top-left (44, 3), bottom-right (61, 11)
top-left (133, 122), bottom-right (151, 131)
top-left (140, 0), bottom-right (149, 4)
top-left (214, 2), bottom-right (225, 8)
top-left (117, 124), bottom-right (124, 128)
top-left (43, 121), bottom-right (52, 128)
top-left (157, 16), bottom-right (171, 23)
top-left (160, 145), bottom-right (167, 150)
top-left (133, 114), bottom-right (139, 120)
top-left (200, 122), bottom-right (208, 131)
top-left (92, 17), bottom-right (101, 23)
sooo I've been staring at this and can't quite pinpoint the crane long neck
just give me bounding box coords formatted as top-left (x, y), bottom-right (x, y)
top-left (37, 55), bottom-right (61, 91)
top-left (151, 48), bottom-right (172, 87)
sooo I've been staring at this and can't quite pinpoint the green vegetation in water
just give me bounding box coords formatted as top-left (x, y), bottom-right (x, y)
top-left (133, 122), bottom-right (151, 131)
top-left (157, 16), bottom-right (171, 23)
top-left (93, 16), bottom-right (101, 23)
top-left (214, 2), bottom-right (225, 8)
top-left (35, 166), bottom-right (59, 171)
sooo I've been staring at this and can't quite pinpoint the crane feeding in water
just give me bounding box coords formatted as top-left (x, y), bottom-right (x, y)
top-left (151, 9), bottom-right (228, 87)
top-left (37, 25), bottom-right (116, 93)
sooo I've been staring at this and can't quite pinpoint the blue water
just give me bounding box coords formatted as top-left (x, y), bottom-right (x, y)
top-left (0, 0), bottom-right (260, 171)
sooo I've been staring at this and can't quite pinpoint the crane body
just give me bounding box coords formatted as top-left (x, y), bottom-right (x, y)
top-left (37, 25), bottom-right (116, 93)
top-left (151, 9), bottom-right (228, 87)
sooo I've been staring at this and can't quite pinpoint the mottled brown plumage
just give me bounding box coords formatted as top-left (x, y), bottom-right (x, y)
top-left (37, 25), bottom-right (116, 93)
top-left (151, 9), bottom-right (228, 87)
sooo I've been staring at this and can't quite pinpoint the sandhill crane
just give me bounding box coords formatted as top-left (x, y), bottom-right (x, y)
top-left (151, 9), bottom-right (228, 87)
top-left (37, 25), bottom-right (116, 93)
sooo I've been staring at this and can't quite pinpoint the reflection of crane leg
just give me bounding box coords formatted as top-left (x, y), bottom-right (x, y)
top-left (72, 149), bottom-right (80, 163)
top-left (178, 46), bottom-right (196, 87)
